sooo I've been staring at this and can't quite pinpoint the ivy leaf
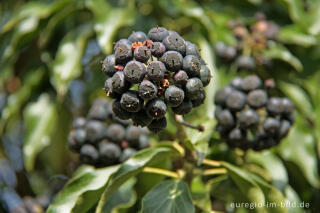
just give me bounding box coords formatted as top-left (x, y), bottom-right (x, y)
top-left (263, 42), bottom-right (303, 71)
top-left (141, 180), bottom-right (195, 213)
top-left (47, 165), bottom-right (119, 213)
top-left (23, 94), bottom-right (57, 171)
top-left (279, 0), bottom-right (305, 22)
top-left (278, 25), bottom-right (317, 47)
top-left (51, 25), bottom-right (93, 96)
top-left (85, 0), bottom-right (135, 53)
top-left (95, 147), bottom-right (178, 213)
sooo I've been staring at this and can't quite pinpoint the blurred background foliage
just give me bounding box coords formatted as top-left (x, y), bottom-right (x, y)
top-left (1, 0), bottom-right (320, 212)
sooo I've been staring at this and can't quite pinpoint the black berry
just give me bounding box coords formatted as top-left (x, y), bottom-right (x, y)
top-left (161, 51), bottom-right (183, 71)
top-left (164, 86), bottom-right (185, 107)
top-left (146, 98), bottom-right (167, 119)
top-left (138, 80), bottom-right (158, 101)
top-left (120, 91), bottom-right (143, 112)
top-left (124, 61), bottom-right (146, 83)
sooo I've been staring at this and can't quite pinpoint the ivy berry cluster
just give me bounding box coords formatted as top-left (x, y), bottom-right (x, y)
top-left (68, 98), bottom-right (149, 167)
top-left (101, 27), bottom-right (211, 132)
top-left (214, 75), bottom-right (295, 151)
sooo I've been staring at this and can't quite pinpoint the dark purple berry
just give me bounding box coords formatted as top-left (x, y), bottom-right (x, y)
top-left (111, 71), bottom-right (130, 93)
top-left (150, 42), bottom-right (166, 57)
top-left (267, 97), bottom-right (282, 115)
top-left (146, 98), bottom-right (167, 119)
top-left (85, 121), bottom-right (107, 143)
top-left (106, 124), bottom-right (125, 143)
top-left (230, 77), bottom-right (243, 90)
top-left (183, 55), bottom-right (201, 77)
top-left (236, 55), bottom-right (256, 70)
top-left (80, 144), bottom-right (99, 164)
top-left (242, 75), bottom-right (262, 92)
top-left (120, 91), bottom-right (143, 112)
top-left (114, 42), bottom-right (132, 64)
top-left (128, 31), bottom-right (148, 42)
top-left (148, 27), bottom-right (169, 41)
top-left (164, 85), bottom-right (185, 107)
top-left (214, 86), bottom-right (233, 105)
top-left (199, 65), bottom-right (211, 86)
top-left (102, 54), bottom-right (116, 76)
top-left (172, 100), bottom-right (193, 115)
top-left (87, 98), bottom-right (110, 121)
top-left (238, 109), bottom-right (259, 129)
top-left (247, 89), bottom-right (268, 108)
top-left (263, 118), bottom-right (280, 135)
top-left (104, 78), bottom-right (120, 99)
top-left (217, 109), bottom-right (234, 129)
top-left (161, 51), bottom-right (183, 71)
top-left (173, 70), bottom-right (188, 85)
top-left (226, 90), bottom-right (246, 111)
top-left (138, 80), bottom-right (158, 100)
top-left (120, 148), bottom-right (137, 162)
top-left (185, 41), bottom-right (200, 58)
top-left (162, 33), bottom-right (186, 55)
top-left (191, 91), bottom-right (206, 107)
top-left (148, 117), bottom-right (167, 132)
top-left (147, 61), bottom-right (166, 82)
top-left (134, 46), bottom-right (150, 63)
top-left (112, 100), bottom-right (131, 120)
top-left (131, 110), bottom-right (153, 127)
top-left (98, 141), bottom-right (121, 165)
top-left (124, 61), bottom-right (146, 83)
top-left (73, 117), bottom-right (86, 129)
top-left (185, 78), bottom-right (203, 100)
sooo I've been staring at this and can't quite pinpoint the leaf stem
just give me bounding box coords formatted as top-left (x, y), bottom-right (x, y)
top-left (202, 158), bottom-right (222, 167)
top-left (203, 168), bottom-right (227, 176)
top-left (172, 141), bottom-right (185, 156)
top-left (142, 167), bottom-right (180, 179)
top-left (174, 115), bottom-right (204, 132)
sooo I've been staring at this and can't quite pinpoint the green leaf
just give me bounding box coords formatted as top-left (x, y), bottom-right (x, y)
top-left (279, 0), bottom-right (305, 22)
top-left (284, 185), bottom-right (304, 213)
top-left (47, 165), bottom-right (119, 213)
top-left (302, 2), bottom-right (320, 35)
top-left (263, 42), bottom-right (303, 71)
top-left (95, 147), bottom-right (178, 213)
top-left (85, 0), bottom-right (135, 53)
top-left (278, 25), bottom-right (318, 47)
top-left (51, 25), bottom-right (93, 96)
top-left (141, 180), bottom-right (195, 213)
top-left (23, 94), bottom-right (57, 171)
top-left (103, 178), bottom-right (137, 213)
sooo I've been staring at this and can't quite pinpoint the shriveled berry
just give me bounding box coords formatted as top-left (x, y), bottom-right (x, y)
top-left (242, 75), bottom-right (262, 91)
top-left (172, 100), bottom-right (193, 115)
top-left (146, 98), bottom-right (167, 119)
top-left (236, 55), bottom-right (256, 70)
top-left (150, 42), bottom-right (166, 57)
top-left (247, 89), bottom-right (268, 108)
top-left (87, 98), bottom-right (110, 121)
top-left (191, 91), bottom-right (206, 107)
top-left (138, 80), bottom-right (158, 100)
top-left (185, 41), bottom-right (200, 58)
top-left (73, 117), bottom-right (86, 129)
top-left (263, 118), bottom-right (280, 135)
top-left (147, 61), bottom-right (166, 82)
top-left (85, 121), bottom-right (107, 143)
top-left (104, 78), bottom-right (120, 99)
top-left (134, 46), bottom-right (150, 63)
top-left (173, 70), bottom-right (188, 85)
top-left (199, 65), bottom-right (211, 86)
top-left (114, 42), bottom-right (132, 64)
top-left (148, 117), bottom-right (167, 132)
top-left (131, 110), bottom-right (153, 127)
top-left (111, 71), bottom-right (130, 93)
top-left (226, 90), bottom-right (246, 111)
top-left (238, 109), bottom-right (259, 128)
top-left (161, 51), bottom-right (183, 71)
top-left (106, 124), bottom-right (125, 143)
top-left (183, 55), bottom-right (201, 77)
top-left (120, 148), bottom-right (137, 162)
top-left (124, 61), bottom-right (146, 84)
top-left (185, 78), bottom-right (203, 100)
top-left (217, 109), bottom-right (234, 129)
top-left (112, 100), bottom-right (131, 120)
top-left (120, 91), bottom-right (143, 112)
top-left (214, 86), bottom-right (233, 106)
top-left (164, 86), bottom-right (185, 107)
top-left (102, 54), bottom-right (116, 76)
top-left (80, 144), bottom-right (99, 164)
top-left (162, 33), bottom-right (186, 55)
top-left (99, 141), bottom-right (121, 165)
top-left (148, 27), bottom-right (169, 42)
top-left (128, 31), bottom-right (148, 42)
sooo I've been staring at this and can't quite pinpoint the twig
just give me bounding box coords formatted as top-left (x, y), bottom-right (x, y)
top-left (202, 158), bottom-right (222, 167)
top-left (174, 115), bottom-right (204, 132)
top-left (203, 168), bottom-right (227, 176)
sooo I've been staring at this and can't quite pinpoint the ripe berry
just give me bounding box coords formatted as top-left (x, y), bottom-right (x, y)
top-left (238, 109), bottom-right (259, 128)
top-left (114, 39), bottom-right (132, 48)
top-left (267, 97), bottom-right (282, 115)
top-left (278, 120), bottom-right (291, 139)
top-left (134, 46), bottom-right (150, 63)
top-left (263, 118), bottom-right (280, 135)
top-left (85, 121), bottom-right (107, 143)
top-left (102, 54), bottom-right (116, 76)
top-left (161, 51), bottom-right (183, 71)
top-left (148, 117), bottom-right (167, 132)
top-left (106, 124), bottom-right (125, 143)
top-left (111, 71), bottom-right (130, 93)
top-left (230, 77), bottom-right (243, 90)
top-left (199, 65), bottom-right (211, 86)
top-left (147, 61), bottom-right (166, 82)
top-left (120, 148), bottom-right (137, 162)
top-left (73, 117), bottom-right (86, 129)
top-left (112, 100), bottom-right (131, 120)
top-left (98, 141), bottom-right (121, 165)
top-left (164, 86), bottom-right (185, 107)
top-left (214, 42), bottom-right (227, 58)
top-left (150, 42), bottom-right (166, 57)
top-left (146, 98), bottom-right (167, 119)
top-left (120, 91), bottom-right (143, 112)
top-left (87, 98), bottom-right (110, 121)
top-left (162, 33), bottom-right (186, 55)
top-left (217, 109), bottom-right (234, 129)
top-left (236, 55), bottom-right (256, 70)
top-left (114, 42), bottom-right (132, 64)
top-left (228, 128), bottom-right (246, 143)
top-left (242, 75), bottom-right (262, 92)
top-left (185, 78), bottom-right (203, 100)
top-left (214, 86), bottom-right (233, 106)
top-left (280, 98), bottom-right (294, 114)
top-left (131, 109), bottom-right (153, 127)
top-left (125, 126), bottom-right (142, 144)
top-left (124, 61), bottom-right (146, 83)
top-left (185, 41), bottom-right (200, 58)
top-left (173, 70), bottom-right (188, 86)
top-left (247, 89), bottom-right (268, 108)
top-left (224, 46), bottom-right (237, 60)
top-left (183, 55), bottom-right (201, 77)
top-left (172, 100), bottom-right (193, 115)
top-left (80, 144), bottom-right (99, 164)
top-left (148, 27), bottom-right (169, 42)
top-left (104, 78), bottom-right (120, 99)
top-left (139, 135), bottom-right (149, 149)
top-left (139, 80), bottom-right (158, 100)
top-left (191, 91), bottom-right (206, 107)
top-left (226, 90), bottom-right (246, 111)
top-left (128, 31), bottom-right (148, 42)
